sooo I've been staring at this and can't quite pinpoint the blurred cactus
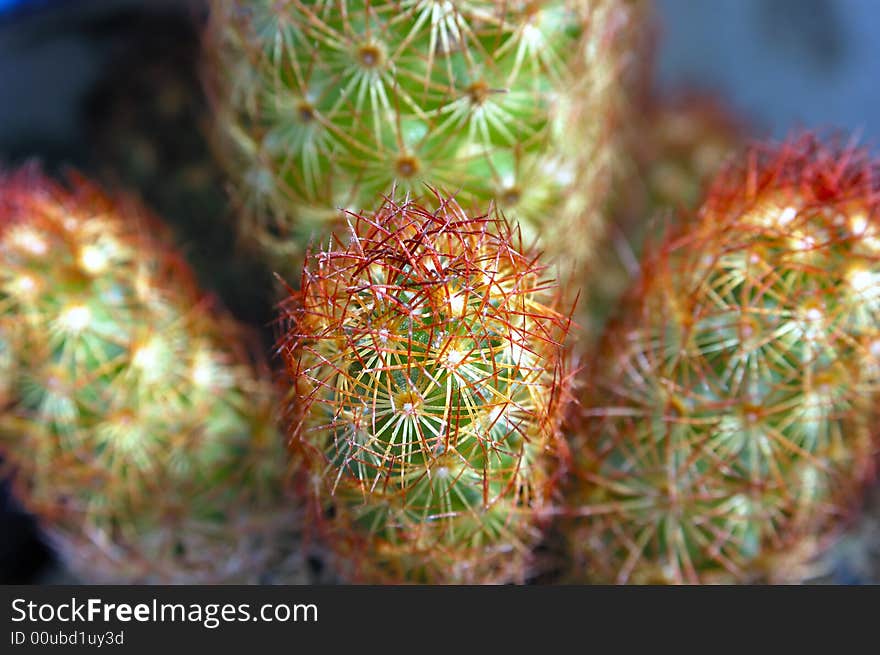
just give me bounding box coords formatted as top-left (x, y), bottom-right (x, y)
top-left (86, 12), bottom-right (222, 227)
top-left (0, 169), bottom-right (300, 583)
top-left (631, 92), bottom-right (747, 214)
top-left (83, 10), bottom-right (276, 334)
top-left (280, 194), bottom-right (572, 583)
top-left (587, 92), bottom-right (747, 342)
top-left (566, 135), bottom-right (880, 583)
top-left (205, 0), bottom-right (643, 278)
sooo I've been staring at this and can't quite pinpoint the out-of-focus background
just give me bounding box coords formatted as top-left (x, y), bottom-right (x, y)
top-left (1, 0), bottom-right (879, 583)
top-left (656, 0), bottom-right (880, 144)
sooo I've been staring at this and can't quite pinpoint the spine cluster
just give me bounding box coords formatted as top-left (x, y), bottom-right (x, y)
top-left (280, 195), bottom-right (572, 583)
top-left (567, 136), bottom-right (880, 583)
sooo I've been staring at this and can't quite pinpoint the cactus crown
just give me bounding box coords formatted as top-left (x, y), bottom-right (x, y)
top-left (569, 135), bottom-right (880, 584)
top-left (281, 193), bottom-right (572, 582)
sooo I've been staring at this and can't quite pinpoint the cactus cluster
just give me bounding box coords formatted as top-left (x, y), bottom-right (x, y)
top-left (566, 136), bottom-right (880, 583)
top-left (0, 169), bottom-right (296, 583)
top-left (280, 195), bottom-right (572, 583)
top-left (206, 0), bottom-right (641, 277)
top-left (5, 1), bottom-right (879, 588)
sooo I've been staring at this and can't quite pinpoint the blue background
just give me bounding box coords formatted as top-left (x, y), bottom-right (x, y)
top-left (657, 0), bottom-right (880, 147)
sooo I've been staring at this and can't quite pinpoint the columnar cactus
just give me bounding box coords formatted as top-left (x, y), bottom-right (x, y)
top-left (566, 136), bottom-right (880, 583)
top-left (85, 13), bottom-right (276, 328)
top-left (280, 194), bottom-right (572, 583)
top-left (0, 169), bottom-right (297, 583)
top-left (587, 92), bottom-right (747, 342)
top-left (636, 92), bottom-right (746, 213)
top-left (205, 0), bottom-right (642, 277)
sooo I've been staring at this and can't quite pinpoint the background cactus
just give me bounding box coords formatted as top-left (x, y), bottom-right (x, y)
top-left (586, 91), bottom-right (747, 342)
top-left (280, 194), bottom-right (572, 583)
top-left (205, 0), bottom-right (643, 278)
top-left (566, 135), bottom-right (880, 583)
top-left (626, 92), bottom-right (748, 216)
top-left (84, 10), bottom-right (276, 329)
top-left (0, 168), bottom-right (300, 583)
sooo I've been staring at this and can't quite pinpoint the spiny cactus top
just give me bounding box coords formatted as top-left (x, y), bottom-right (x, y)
top-left (567, 136), bottom-right (880, 584)
top-left (280, 194), bottom-right (572, 583)
top-left (206, 0), bottom-right (641, 277)
top-left (0, 169), bottom-right (292, 583)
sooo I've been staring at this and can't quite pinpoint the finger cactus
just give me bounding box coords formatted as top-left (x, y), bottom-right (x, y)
top-left (280, 194), bottom-right (573, 583)
top-left (587, 92), bottom-right (747, 342)
top-left (84, 12), bottom-right (276, 328)
top-left (638, 92), bottom-right (747, 213)
top-left (0, 168), bottom-right (299, 583)
top-left (566, 135), bottom-right (880, 584)
top-left (205, 0), bottom-right (643, 278)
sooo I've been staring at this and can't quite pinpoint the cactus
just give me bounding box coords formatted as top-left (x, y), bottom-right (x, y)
top-left (84, 11), bottom-right (275, 327)
top-left (205, 0), bottom-right (642, 278)
top-left (636, 92), bottom-right (747, 213)
top-left (566, 135), bottom-right (880, 583)
top-left (587, 92), bottom-right (747, 343)
top-left (280, 193), bottom-right (572, 583)
top-left (0, 168), bottom-right (299, 583)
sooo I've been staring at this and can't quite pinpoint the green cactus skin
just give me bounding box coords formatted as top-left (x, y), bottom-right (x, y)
top-left (566, 136), bottom-right (880, 584)
top-left (0, 169), bottom-right (299, 583)
top-left (206, 0), bottom-right (642, 278)
top-left (280, 194), bottom-right (573, 583)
